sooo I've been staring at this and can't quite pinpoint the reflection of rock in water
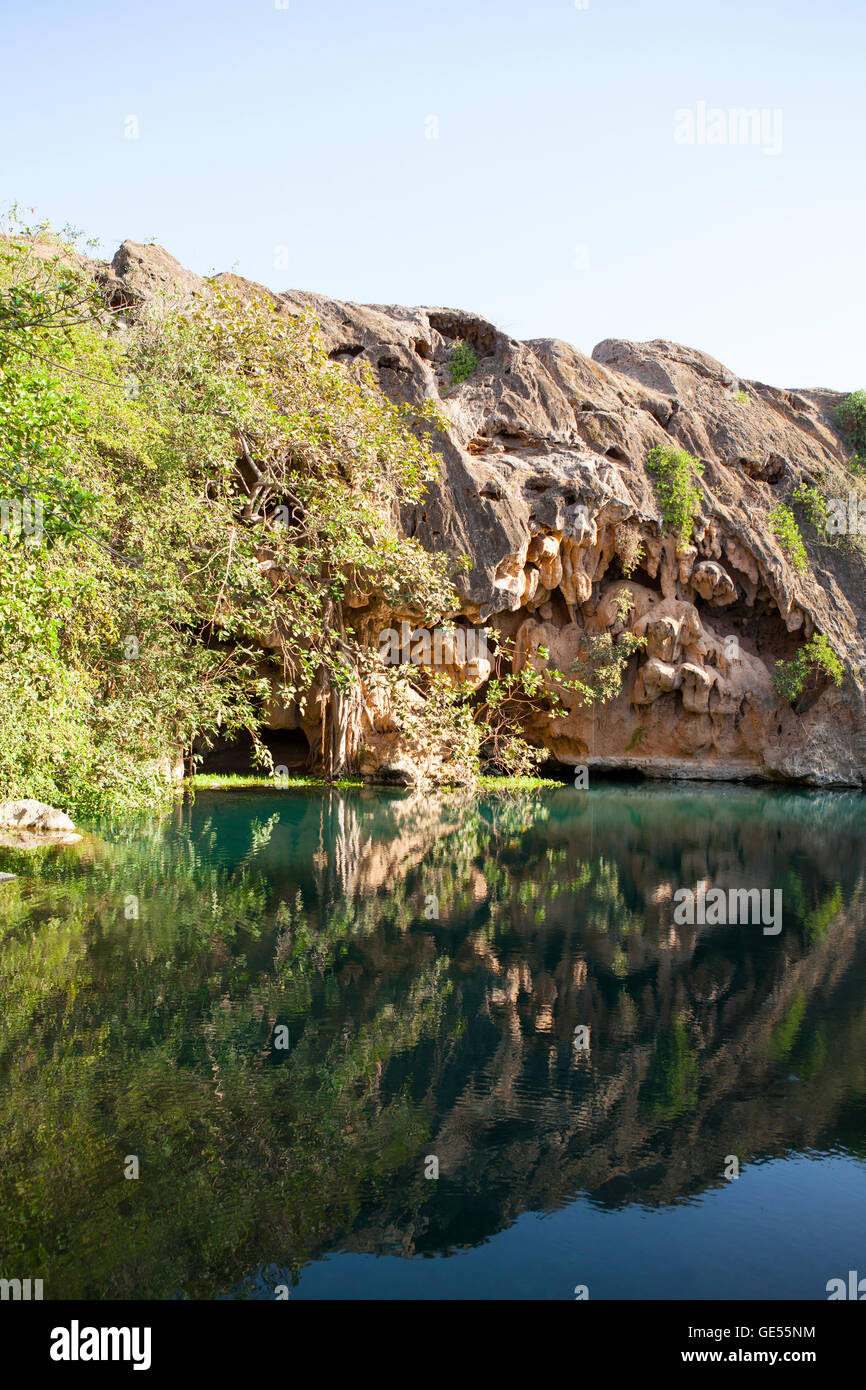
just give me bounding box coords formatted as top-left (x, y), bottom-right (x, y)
top-left (313, 787), bottom-right (866, 1257)
top-left (6, 785), bottom-right (865, 1297)
top-left (255, 786), bottom-right (483, 901)
top-left (326, 790), bottom-right (475, 899)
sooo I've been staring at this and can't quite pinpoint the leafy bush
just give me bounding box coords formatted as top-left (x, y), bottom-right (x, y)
top-left (448, 340), bottom-right (478, 385)
top-left (769, 503), bottom-right (808, 572)
top-left (835, 389), bottom-right (866, 470)
top-left (386, 670), bottom-right (483, 784)
top-left (569, 630), bottom-right (646, 706)
top-left (792, 482), bottom-right (829, 540)
top-left (0, 219), bottom-right (454, 812)
top-left (773, 634), bottom-right (844, 703)
top-left (472, 637), bottom-right (562, 776)
top-left (646, 444), bottom-right (705, 545)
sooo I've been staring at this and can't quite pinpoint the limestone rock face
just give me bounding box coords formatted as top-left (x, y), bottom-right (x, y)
top-left (100, 241), bottom-right (202, 310)
top-left (99, 243), bottom-right (866, 786)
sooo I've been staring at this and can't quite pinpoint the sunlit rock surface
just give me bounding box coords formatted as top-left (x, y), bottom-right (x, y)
top-left (97, 242), bottom-right (866, 786)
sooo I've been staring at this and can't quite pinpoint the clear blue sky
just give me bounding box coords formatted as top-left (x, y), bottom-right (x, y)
top-left (2, 0), bottom-right (863, 388)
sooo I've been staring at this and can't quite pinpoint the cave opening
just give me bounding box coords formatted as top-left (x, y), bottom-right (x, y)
top-left (539, 758), bottom-right (646, 785)
top-left (194, 728), bottom-right (311, 777)
top-left (698, 591), bottom-right (802, 666)
top-left (602, 552), bottom-right (663, 595)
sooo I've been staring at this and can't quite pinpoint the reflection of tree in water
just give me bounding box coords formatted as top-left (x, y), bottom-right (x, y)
top-left (0, 785), bottom-right (864, 1296)
top-left (640, 1016), bottom-right (699, 1121)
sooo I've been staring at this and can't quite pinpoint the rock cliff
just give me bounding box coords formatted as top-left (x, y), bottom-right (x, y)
top-left (99, 242), bottom-right (866, 786)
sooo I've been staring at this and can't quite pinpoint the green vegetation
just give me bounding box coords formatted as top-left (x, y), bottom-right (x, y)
top-left (0, 213), bottom-right (453, 814)
top-left (769, 502), bottom-right (808, 572)
top-left (190, 773), bottom-right (363, 791)
top-left (0, 215), bottom-right (642, 813)
top-left (477, 774), bottom-right (562, 791)
top-left (473, 628), bottom-right (644, 778)
top-left (835, 388), bottom-right (866, 472)
top-left (773, 633), bottom-right (845, 703)
top-left (792, 482), bottom-right (830, 540)
top-left (646, 444), bottom-right (705, 545)
top-left (8, 211), bottom-right (857, 819)
top-left (448, 339), bottom-right (478, 385)
top-left (768, 991), bottom-right (807, 1061)
top-left (569, 630), bottom-right (646, 705)
top-left (640, 1016), bottom-right (699, 1120)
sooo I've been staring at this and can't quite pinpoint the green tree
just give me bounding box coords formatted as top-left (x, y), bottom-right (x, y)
top-left (0, 222), bottom-right (455, 811)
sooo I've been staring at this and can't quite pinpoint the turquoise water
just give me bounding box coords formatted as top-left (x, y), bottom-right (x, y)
top-left (1, 783), bottom-right (865, 1300)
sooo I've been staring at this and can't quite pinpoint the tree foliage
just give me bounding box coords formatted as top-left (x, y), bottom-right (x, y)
top-left (835, 388), bottom-right (866, 472)
top-left (0, 220), bottom-right (453, 812)
top-left (646, 444), bottom-right (705, 546)
top-left (448, 340), bottom-right (478, 385)
top-left (773, 633), bottom-right (844, 704)
top-left (769, 502), bottom-right (808, 573)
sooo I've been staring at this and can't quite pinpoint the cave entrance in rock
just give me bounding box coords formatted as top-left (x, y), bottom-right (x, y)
top-left (541, 759), bottom-right (646, 785)
top-left (193, 728), bottom-right (311, 777)
top-left (602, 552), bottom-right (662, 595)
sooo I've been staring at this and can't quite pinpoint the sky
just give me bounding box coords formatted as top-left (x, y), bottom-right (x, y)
top-left (2, 0), bottom-right (864, 389)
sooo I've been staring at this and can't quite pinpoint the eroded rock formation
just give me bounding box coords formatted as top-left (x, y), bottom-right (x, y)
top-left (101, 243), bottom-right (866, 786)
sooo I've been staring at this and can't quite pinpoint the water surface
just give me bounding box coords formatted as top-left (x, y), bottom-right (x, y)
top-left (1, 783), bottom-right (864, 1300)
